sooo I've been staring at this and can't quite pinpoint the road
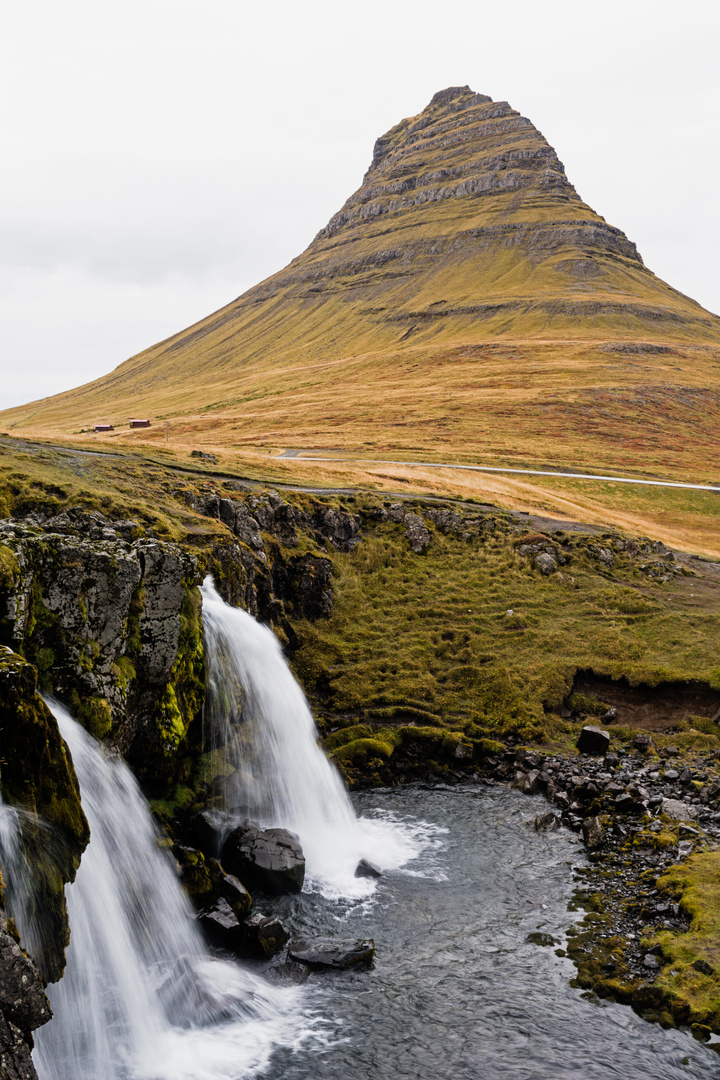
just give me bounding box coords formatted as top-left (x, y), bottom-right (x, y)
top-left (278, 452), bottom-right (720, 494)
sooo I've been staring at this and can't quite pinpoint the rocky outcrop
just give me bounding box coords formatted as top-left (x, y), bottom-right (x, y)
top-left (0, 649), bottom-right (88, 982)
top-left (0, 512), bottom-right (204, 792)
top-left (0, 905), bottom-right (50, 1080)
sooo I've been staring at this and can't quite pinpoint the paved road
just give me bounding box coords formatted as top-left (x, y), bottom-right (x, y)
top-left (278, 452), bottom-right (720, 494)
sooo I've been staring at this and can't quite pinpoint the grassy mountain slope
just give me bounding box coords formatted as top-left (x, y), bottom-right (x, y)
top-left (3, 86), bottom-right (720, 528)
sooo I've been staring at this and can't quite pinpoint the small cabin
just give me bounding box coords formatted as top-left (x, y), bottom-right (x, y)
top-left (129, 419), bottom-right (151, 429)
top-left (93, 424), bottom-right (114, 432)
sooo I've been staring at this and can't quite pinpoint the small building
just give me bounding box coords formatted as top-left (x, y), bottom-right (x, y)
top-left (129, 419), bottom-right (151, 429)
top-left (93, 424), bottom-right (114, 432)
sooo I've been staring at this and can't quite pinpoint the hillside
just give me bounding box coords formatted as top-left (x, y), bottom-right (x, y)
top-left (3, 86), bottom-right (720, 529)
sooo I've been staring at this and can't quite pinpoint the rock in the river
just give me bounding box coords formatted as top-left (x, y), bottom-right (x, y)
top-left (354, 858), bottom-right (382, 878)
top-left (534, 812), bottom-right (561, 832)
top-left (662, 798), bottom-right (697, 821)
top-left (221, 826), bottom-right (305, 895)
top-left (241, 912), bottom-right (290, 958)
top-left (576, 726), bottom-right (610, 755)
top-left (197, 897), bottom-right (245, 952)
top-left (288, 937), bottom-right (375, 970)
top-left (265, 960), bottom-right (310, 986)
top-left (582, 816), bottom-right (606, 850)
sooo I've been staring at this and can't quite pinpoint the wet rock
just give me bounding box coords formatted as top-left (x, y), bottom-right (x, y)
top-left (576, 726), bottom-right (610, 755)
top-left (221, 825), bottom-right (305, 895)
top-left (288, 937), bottom-right (375, 970)
top-left (265, 960), bottom-right (310, 986)
top-left (662, 798), bottom-right (697, 821)
top-left (534, 812), bottom-right (561, 832)
top-left (522, 770), bottom-right (541, 795)
top-left (404, 512), bottom-right (430, 554)
top-left (535, 552), bottom-right (557, 575)
top-left (197, 897), bottom-right (245, 952)
top-left (0, 920), bottom-right (51, 1043)
top-left (240, 912), bottom-right (289, 958)
top-left (582, 816), bottom-right (606, 850)
top-left (183, 810), bottom-right (227, 857)
top-left (220, 874), bottom-right (253, 918)
top-left (355, 859), bottom-right (382, 878)
top-left (526, 932), bottom-right (558, 947)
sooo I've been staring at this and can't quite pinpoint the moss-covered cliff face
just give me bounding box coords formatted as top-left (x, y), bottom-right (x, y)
top-left (0, 512), bottom-right (205, 795)
top-left (0, 648), bottom-right (89, 982)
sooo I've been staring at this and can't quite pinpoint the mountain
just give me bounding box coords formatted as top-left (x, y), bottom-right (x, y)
top-left (3, 86), bottom-right (720, 482)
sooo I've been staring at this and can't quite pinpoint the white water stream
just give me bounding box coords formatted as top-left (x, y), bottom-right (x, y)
top-left (0, 585), bottom-right (425, 1079)
top-left (201, 577), bottom-right (419, 898)
top-left (5, 704), bottom-right (305, 1080)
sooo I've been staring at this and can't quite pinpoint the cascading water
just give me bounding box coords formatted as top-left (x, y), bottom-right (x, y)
top-left (201, 577), bottom-right (419, 897)
top-left (3, 702), bottom-right (305, 1080)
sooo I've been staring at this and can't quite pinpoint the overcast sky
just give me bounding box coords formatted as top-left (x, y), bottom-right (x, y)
top-left (1, 0), bottom-right (718, 410)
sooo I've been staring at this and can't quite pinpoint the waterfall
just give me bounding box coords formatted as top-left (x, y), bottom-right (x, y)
top-left (4, 703), bottom-right (304, 1080)
top-left (201, 577), bottom-right (419, 898)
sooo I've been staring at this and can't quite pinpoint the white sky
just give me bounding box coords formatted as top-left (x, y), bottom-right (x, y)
top-left (1, 0), bottom-right (718, 410)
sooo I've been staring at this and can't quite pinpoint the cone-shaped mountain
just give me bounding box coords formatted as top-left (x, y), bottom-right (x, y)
top-left (4, 86), bottom-right (719, 455)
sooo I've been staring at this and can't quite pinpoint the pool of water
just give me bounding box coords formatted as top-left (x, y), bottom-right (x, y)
top-left (258, 785), bottom-right (720, 1080)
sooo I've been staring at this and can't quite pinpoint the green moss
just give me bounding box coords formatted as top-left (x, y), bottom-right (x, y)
top-left (72, 692), bottom-right (112, 740)
top-left (112, 655), bottom-right (137, 693)
top-left (0, 545), bottom-right (19, 591)
top-left (332, 736), bottom-right (395, 764)
top-left (324, 725), bottom-right (373, 751)
top-left (651, 850), bottom-right (720, 1030)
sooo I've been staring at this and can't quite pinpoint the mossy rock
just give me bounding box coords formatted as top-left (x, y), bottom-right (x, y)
top-left (0, 647), bottom-right (89, 981)
top-left (324, 724), bottom-right (373, 751)
top-left (332, 737), bottom-right (395, 765)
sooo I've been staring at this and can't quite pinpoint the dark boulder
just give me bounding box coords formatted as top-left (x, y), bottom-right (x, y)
top-left (576, 726), bottom-right (610, 755)
top-left (288, 937), bottom-right (375, 970)
top-left (174, 846), bottom-right (252, 917)
top-left (534, 812), bottom-right (561, 832)
top-left (354, 859), bottom-right (382, 879)
top-left (221, 874), bottom-right (252, 918)
top-left (633, 732), bottom-right (653, 754)
top-left (197, 898), bottom-right (245, 952)
top-left (183, 810), bottom-right (227, 857)
top-left (221, 826), bottom-right (305, 895)
top-left (582, 816), bottom-right (606, 850)
top-left (240, 913), bottom-right (289, 959)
